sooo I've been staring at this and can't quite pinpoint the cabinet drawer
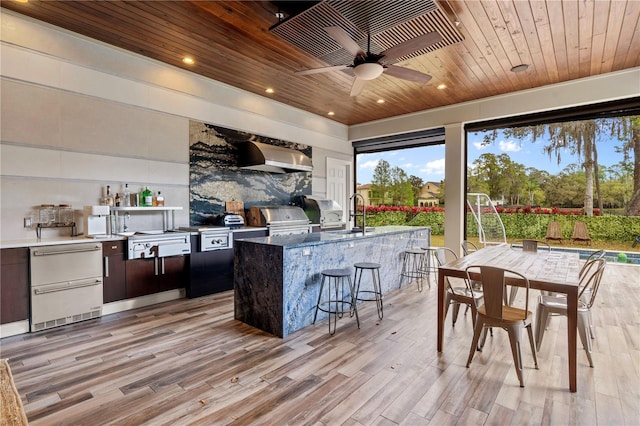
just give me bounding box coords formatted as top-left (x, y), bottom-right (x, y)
top-left (103, 241), bottom-right (125, 255)
top-left (1, 247), bottom-right (28, 264)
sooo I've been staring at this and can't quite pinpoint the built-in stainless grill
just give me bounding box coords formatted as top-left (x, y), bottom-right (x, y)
top-left (247, 205), bottom-right (311, 236)
top-left (294, 196), bottom-right (345, 230)
top-left (179, 226), bottom-right (233, 251)
top-left (127, 231), bottom-right (191, 259)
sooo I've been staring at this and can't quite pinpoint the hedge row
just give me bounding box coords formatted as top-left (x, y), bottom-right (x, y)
top-left (363, 211), bottom-right (640, 242)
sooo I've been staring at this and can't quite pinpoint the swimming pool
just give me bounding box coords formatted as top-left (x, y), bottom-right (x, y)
top-left (550, 247), bottom-right (640, 265)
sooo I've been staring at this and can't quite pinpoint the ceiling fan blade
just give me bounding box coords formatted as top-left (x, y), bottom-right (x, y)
top-left (325, 26), bottom-right (365, 58)
top-left (384, 65), bottom-right (432, 83)
top-left (350, 77), bottom-right (366, 96)
top-left (295, 64), bottom-right (350, 76)
top-left (380, 31), bottom-right (443, 62)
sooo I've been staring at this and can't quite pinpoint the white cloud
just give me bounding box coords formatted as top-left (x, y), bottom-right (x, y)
top-left (359, 159), bottom-right (379, 170)
top-left (401, 162), bottom-right (417, 170)
top-left (420, 158), bottom-right (445, 177)
top-left (473, 142), bottom-right (487, 150)
top-left (499, 140), bottom-right (522, 152)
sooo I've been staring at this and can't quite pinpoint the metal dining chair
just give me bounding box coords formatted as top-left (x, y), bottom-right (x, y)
top-left (435, 247), bottom-right (483, 328)
top-left (507, 240), bottom-right (551, 305)
top-left (534, 257), bottom-right (607, 367)
top-left (461, 240), bottom-right (479, 256)
top-left (465, 265), bottom-right (539, 387)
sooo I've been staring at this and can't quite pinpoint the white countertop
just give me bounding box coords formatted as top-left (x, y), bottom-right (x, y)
top-left (0, 226), bottom-right (269, 249)
top-left (0, 235), bottom-right (125, 249)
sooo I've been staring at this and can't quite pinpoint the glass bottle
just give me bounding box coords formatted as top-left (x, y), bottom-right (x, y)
top-left (115, 193), bottom-right (121, 207)
top-left (142, 186), bottom-right (153, 207)
top-left (155, 191), bottom-right (165, 207)
top-left (122, 183), bottom-right (131, 207)
top-left (104, 185), bottom-right (114, 206)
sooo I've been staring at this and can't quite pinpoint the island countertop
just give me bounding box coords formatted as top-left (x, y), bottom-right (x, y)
top-left (234, 225), bottom-right (431, 337)
top-left (234, 225), bottom-right (428, 247)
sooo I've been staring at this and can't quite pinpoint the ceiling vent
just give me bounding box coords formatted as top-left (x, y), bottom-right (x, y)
top-left (270, 0), bottom-right (463, 69)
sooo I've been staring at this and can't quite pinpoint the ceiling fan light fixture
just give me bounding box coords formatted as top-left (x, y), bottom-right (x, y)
top-left (353, 63), bottom-right (384, 80)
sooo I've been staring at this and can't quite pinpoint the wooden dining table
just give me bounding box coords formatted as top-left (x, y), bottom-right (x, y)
top-left (437, 244), bottom-right (582, 392)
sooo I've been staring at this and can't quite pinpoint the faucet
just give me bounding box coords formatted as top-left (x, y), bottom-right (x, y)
top-left (349, 193), bottom-right (366, 234)
top-left (123, 212), bottom-right (130, 232)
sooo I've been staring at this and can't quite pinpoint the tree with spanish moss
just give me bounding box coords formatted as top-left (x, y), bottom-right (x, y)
top-left (479, 117), bottom-right (637, 216)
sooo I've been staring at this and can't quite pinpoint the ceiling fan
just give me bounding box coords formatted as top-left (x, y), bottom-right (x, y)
top-left (295, 26), bottom-right (443, 96)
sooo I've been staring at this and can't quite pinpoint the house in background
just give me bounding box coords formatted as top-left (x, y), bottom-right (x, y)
top-left (417, 182), bottom-right (441, 207)
top-left (357, 181), bottom-right (442, 207)
top-left (356, 184), bottom-right (377, 206)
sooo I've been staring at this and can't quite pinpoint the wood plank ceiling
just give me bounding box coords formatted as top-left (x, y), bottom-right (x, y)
top-left (2, 0), bottom-right (639, 125)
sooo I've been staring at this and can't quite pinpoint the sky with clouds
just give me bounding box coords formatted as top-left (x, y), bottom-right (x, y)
top-left (355, 130), bottom-right (625, 185)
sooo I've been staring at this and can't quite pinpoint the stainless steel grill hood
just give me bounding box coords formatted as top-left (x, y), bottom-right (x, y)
top-left (237, 141), bottom-right (313, 173)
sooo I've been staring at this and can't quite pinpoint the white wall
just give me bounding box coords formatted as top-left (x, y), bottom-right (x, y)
top-left (0, 10), bottom-right (351, 241)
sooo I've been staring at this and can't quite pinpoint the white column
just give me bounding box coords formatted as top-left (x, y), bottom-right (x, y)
top-left (444, 123), bottom-right (465, 256)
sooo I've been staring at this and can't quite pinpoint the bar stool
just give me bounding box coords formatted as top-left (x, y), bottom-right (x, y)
top-left (420, 246), bottom-right (439, 285)
top-left (353, 262), bottom-right (383, 320)
top-left (400, 248), bottom-right (426, 291)
top-left (313, 268), bottom-right (360, 335)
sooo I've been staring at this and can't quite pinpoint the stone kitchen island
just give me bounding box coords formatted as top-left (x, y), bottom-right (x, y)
top-left (234, 226), bottom-right (430, 337)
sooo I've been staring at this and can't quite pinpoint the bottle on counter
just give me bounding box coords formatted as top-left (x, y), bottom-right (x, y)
top-left (141, 186), bottom-right (153, 207)
top-left (155, 191), bottom-right (165, 207)
top-left (103, 185), bottom-right (114, 206)
top-left (114, 193), bottom-right (121, 207)
top-left (122, 183), bottom-right (131, 207)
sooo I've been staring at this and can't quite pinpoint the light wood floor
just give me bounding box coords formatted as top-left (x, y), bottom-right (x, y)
top-left (1, 263), bottom-right (638, 425)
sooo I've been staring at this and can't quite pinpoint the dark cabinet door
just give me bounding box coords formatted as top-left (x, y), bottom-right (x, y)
top-left (0, 248), bottom-right (29, 324)
top-left (157, 255), bottom-right (187, 292)
top-left (102, 241), bottom-right (126, 303)
top-left (125, 258), bottom-right (158, 298)
top-left (126, 255), bottom-right (187, 298)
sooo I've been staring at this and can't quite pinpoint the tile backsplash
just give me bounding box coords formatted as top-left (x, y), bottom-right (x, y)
top-left (189, 121), bottom-right (312, 225)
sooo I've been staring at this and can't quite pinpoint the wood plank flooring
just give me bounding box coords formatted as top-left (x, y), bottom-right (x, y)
top-left (1, 263), bottom-right (638, 425)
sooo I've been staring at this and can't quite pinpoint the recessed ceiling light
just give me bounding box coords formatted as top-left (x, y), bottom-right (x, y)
top-left (511, 64), bottom-right (529, 73)
top-left (14, 0), bottom-right (28, 3)
top-left (182, 57), bottom-right (195, 65)
top-left (327, 111), bottom-right (335, 116)
top-left (376, 99), bottom-right (385, 104)
top-left (437, 83), bottom-right (447, 90)
top-left (265, 88), bottom-right (275, 94)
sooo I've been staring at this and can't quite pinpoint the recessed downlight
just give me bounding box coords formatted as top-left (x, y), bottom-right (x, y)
top-left (376, 99), bottom-right (385, 104)
top-left (511, 64), bottom-right (529, 73)
top-left (265, 88), bottom-right (275, 94)
top-left (437, 83), bottom-right (447, 90)
top-left (182, 57), bottom-right (195, 65)
top-left (327, 111), bottom-right (335, 116)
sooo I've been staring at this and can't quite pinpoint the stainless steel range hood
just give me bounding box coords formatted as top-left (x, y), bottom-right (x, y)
top-left (237, 141), bottom-right (313, 173)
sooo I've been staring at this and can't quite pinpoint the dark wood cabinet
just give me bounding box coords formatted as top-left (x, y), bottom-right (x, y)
top-left (157, 255), bottom-right (187, 292)
top-left (102, 241), bottom-right (126, 303)
top-left (125, 255), bottom-right (187, 299)
top-left (125, 258), bottom-right (156, 299)
top-left (187, 229), bottom-right (267, 298)
top-left (0, 248), bottom-right (29, 324)
top-left (188, 243), bottom-right (234, 298)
